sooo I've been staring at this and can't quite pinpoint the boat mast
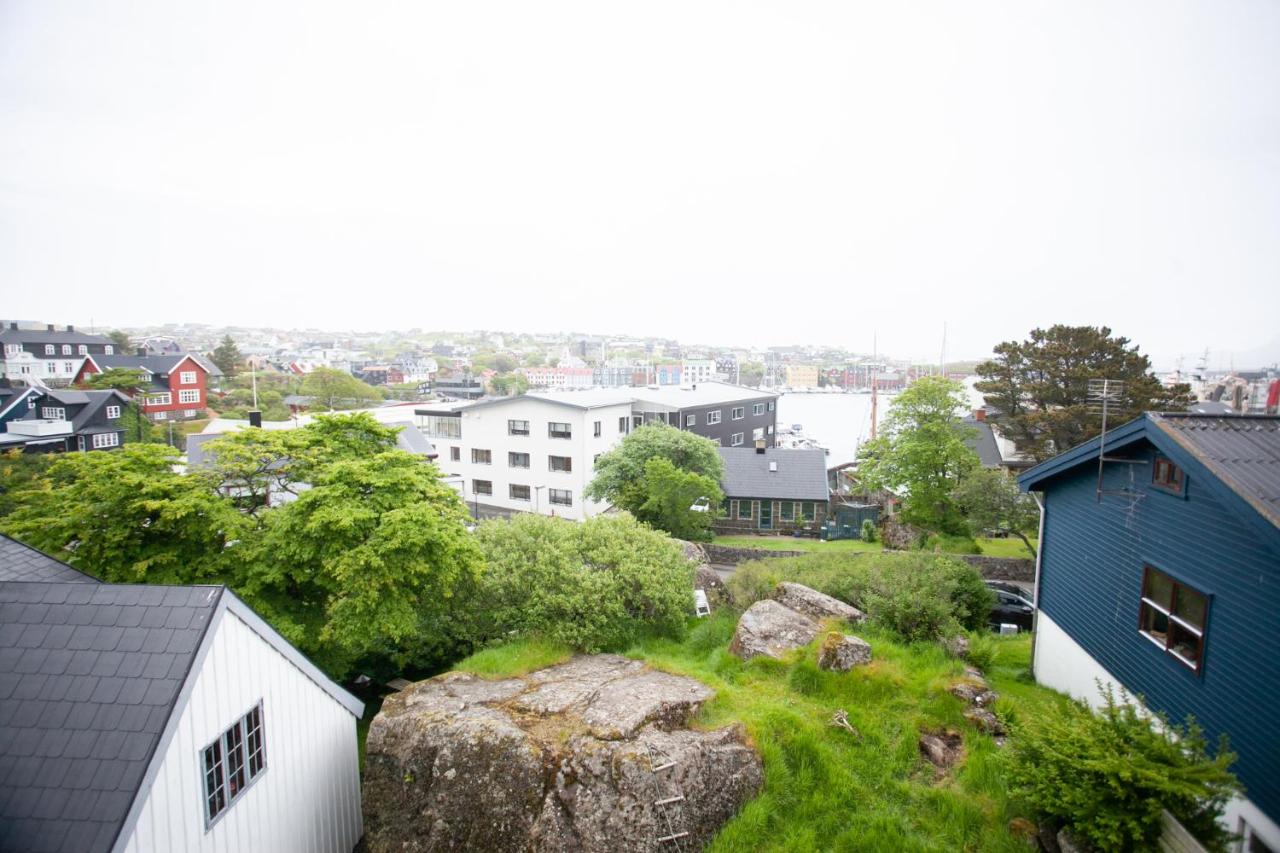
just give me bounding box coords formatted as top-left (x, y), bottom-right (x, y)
top-left (869, 333), bottom-right (878, 441)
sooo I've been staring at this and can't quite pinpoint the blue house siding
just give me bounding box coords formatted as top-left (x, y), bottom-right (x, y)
top-left (1036, 440), bottom-right (1280, 821)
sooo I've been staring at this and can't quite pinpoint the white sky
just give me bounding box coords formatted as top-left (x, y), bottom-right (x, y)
top-left (2, 1), bottom-right (1277, 368)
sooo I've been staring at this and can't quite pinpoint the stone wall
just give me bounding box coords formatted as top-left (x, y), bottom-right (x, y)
top-left (954, 555), bottom-right (1036, 582)
top-left (703, 543), bottom-right (806, 564)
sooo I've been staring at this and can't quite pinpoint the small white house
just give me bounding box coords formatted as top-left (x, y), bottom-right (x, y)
top-left (0, 535), bottom-right (364, 853)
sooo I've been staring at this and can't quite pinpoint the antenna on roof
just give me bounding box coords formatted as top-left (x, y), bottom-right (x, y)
top-left (1088, 378), bottom-right (1146, 503)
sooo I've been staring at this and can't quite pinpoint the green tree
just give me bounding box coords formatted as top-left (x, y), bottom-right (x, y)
top-left (490, 373), bottom-right (529, 396)
top-left (467, 514), bottom-right (693, 652)
top-left (585, 423), bottom-right (724, 518)
top-left (241, 450), bottom-right (481, 677)
top-left (855, 376), bottom-right (980, 531)
top-left (211, 335), bottom-right (244, 376)
top-left (299, 367), bottom-right (382, 410)
top-left (634, 457), bottom-right (722, 541)
top-left (975, 325), bottom-right (1192, 462)
top-left (83, 368), bottom-right (158, 443)
top-left (951, 467), bottom-right (1040, 556)
top-left (0, 450), bottom-right (50, 519)
top-left (108, 329), bottom-right (133, 353)
top-left (0, 444), bottom-right (247, 584)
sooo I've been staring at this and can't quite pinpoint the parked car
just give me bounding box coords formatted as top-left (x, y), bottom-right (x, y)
top-left (985, 581), bottom-right (1034, 632)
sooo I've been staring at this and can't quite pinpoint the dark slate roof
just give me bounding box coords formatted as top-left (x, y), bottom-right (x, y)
top-left (962, 416), bottom-right (1003, 468)
top-left (0, 536), bottom-right (96, 584)
top-left (0, 582), bottom-right (223, 853)
top-left (718, 447), bottom-right (830, 500)
top-left (1186, 400), bottom-right (1236, 415)
top-left (0, 329), bottom-right (112, 347)
top-left (1152, 414), bottom-right (1280, 527)
top-left (89, 354), bottom-right (203, 376)
top-left (44, 389), bottom-right (129, 433)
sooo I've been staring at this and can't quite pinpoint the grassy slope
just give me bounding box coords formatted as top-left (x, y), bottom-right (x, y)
top-left (713, 534), bottom-right (1034, 560)
top-left (456, 617), bottom-right (1070, 853)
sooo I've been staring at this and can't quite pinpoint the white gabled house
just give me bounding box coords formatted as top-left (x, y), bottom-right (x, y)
top-left (0, 535), bottom-right (364, 853)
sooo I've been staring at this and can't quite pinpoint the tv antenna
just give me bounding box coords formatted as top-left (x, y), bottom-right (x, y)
top-left (1088, 378), bottom-right (1145, 503)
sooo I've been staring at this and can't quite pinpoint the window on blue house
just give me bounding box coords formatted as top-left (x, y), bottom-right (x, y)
top-left (1151, 456), bottom-right (1184, 495)
top-left (1139, 566), bottom-right (1206, 672)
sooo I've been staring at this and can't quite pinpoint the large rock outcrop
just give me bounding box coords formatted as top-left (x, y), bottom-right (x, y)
top-left (728, 599), bottom-right (820, 660)
top-left (362, 655), bottom-right (763, 852)
top-left (771, 582), bottom-right (865, 623)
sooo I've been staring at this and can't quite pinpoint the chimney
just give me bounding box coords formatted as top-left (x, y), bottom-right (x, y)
top-left (47, 324), bottom-right (54, 332)
top-left (66, 325), bottom-right (74, 333)
top-left (8, 322), bottom-right (16, 330)
top-left (973, 408), bottom-right (986, 422)
top-left (755, 438), bottom-right (766, 454)
top-left (248, 410), bottom-right (262, 428)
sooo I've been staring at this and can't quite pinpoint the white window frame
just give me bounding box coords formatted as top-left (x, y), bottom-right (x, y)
top-left (548, 455), bottom-right (573, 473)
top-left (548, 422), bottom-right (572, 440)
top-left (471, 448), bottom-right (492, 465)
top-left (707, 410), bottom-right (722, 425)
top-left (180, 370), bottom-right (197, 385)
top-left (78, 345), bottom-right (87, 355)
top-left (148, 393), bottom-right (172, 406)
top-left (753, 403), bottom-right (765, 416)
top-left (106, 405), bottom-right (121, 419)
top-left (154, 410), bottom-right (168, 421)
top-left (472, 479), bottom-right (493, 496)
top-left (44, 344), bottom-right (54, 355)
top-left (730, 432), bottom-right (744, 446)
top-left (104, 345), bottom-right (114, 355)
top-left (201, 701), bottom-right (267, 829)
top-left (61, 344), bottom-right (71, 355)
top-left (179, 389), bottom-right (201, 404)
top-left (685, 414), bottom-right (696, 427)
top-left (41, 407), bottom-right (66, 420)
top-left (767, 401), bottom-right (775, 411)
top-left (510, 484), bottom-right (531, 501)
top-left (508, 419), bottom-right (530, 436)
top-left (731, 407), bottom-right (745, 420)
top-left (92, 432), bottom-right (119, 449)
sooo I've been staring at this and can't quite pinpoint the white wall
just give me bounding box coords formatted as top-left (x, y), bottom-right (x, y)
top-left (120, 609), bottom-right (362, 853)
top-left (431, 398), bottom-right (633, 520)
top-left (1035, 611), bottom-right (1280, 851)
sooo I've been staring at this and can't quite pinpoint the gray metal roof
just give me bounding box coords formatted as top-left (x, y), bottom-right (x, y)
top-left (718, 447), bottom-right (830, 501)
top-left (0, 329), bottom-right (112, 346)
top-left (962, 417), bottom-right (1003, 468)
top-left (0, 536), bottom-right (96, 583)
top-left (388, 421), bottom-right (437, 457)
top-left (0, 581), bottom-right (223, 853)
top-left (1152, 414), bottom-right (1280, 528)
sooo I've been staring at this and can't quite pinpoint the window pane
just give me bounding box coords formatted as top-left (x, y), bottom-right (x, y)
top-left (1168, 621), bottom-right (1202, 667)
top-left (1139, 601), bottom-right (1169, 645)
top-left (204, 741), bottom-right (226, 819)
top-left (224, 723), bottom-right (246, 797)
top-left (245, 706), bottom-right (266, 777)
top-left (1173, 586), bottom-right (1207, 629)
top-left (1144, 569), bottom-right (1174, 609)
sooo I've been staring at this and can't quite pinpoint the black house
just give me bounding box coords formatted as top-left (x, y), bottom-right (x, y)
top-left (0, 388), bottom-right (130, 453)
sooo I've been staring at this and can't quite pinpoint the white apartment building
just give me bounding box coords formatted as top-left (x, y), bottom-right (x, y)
top-left (682, 359), bottom-right (716, 384)
top-left (417, 392), bottom-right (634, 520)
top-left (519, 367), bottom-right (594, 390)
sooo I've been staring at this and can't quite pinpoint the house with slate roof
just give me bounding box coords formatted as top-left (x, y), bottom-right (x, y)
top-left (0, 388), bottom-right (130, 453)
top-left (714, 445), bottom-right (830, 535)
top-left (74, 354), bottom-right (212, 423)
top-left (0, 535), bottom-right (364, 852)
top-left (1019, 413), bottom-right (1280, 851)
top-left (0, 324), bottom-right (117, 387)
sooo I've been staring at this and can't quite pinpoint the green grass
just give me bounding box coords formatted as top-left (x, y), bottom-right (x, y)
top-left (714, 535), bottom-right (883, 554)
top-left (975, 538), bottom-right (1035, 559)
top-left (452, 617), bottom-right (1071, 852)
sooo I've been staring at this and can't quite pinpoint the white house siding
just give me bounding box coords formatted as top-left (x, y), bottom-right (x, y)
top-left (432, 397), bottom-right (634, 521)
top-left (119, 609), bottom-right (362, 853)
top-left (1035, 610), bottom-right (1280, 851)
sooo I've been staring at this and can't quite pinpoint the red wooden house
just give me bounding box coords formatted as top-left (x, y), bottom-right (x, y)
top-left (76, 354), bottom-right (213, 422)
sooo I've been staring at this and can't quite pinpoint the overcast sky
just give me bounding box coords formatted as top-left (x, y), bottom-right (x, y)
top-left (1, 1), bottom-right (1277, 368)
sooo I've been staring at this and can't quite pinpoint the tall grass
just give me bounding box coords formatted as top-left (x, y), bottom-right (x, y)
top-left (452, 612), bottom-right (1072, 852)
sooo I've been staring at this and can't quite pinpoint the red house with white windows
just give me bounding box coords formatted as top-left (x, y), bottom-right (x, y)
top-left (76, 354), bottom-right (213, 422)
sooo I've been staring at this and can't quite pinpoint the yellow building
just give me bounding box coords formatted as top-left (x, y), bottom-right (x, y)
top-left (784, 364), bottom-right (820, 388)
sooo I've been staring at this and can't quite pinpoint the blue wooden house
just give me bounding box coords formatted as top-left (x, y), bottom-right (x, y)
top-left (1019, 413), bottom-right (1280, 851)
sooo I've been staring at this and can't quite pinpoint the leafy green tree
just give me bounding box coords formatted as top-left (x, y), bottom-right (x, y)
top-left (0, 450), bottom-right (50, 519)
top-left (951, 467), bottom-right (1040, 556)
top-left (586, 423), bottom-right (724, 513)
top-left (738, 361), bottom-right (765, 387)
top-left (975, 325), bottom-right (1192, 462)
top-left (299, 367), bottom-right (382, 410)
top-left (634, 457), bottom-right (722, 541)
top-left (0, 444), bottom-right (247, 584)
top-left (83, 368), bottom-right (158, 443)
top-left (490, 373), bottom-right (529, 396)
top-left (855, 376), bottom-right (980, 531)
top-left (108, 329), bottom-right (133, 353)
top-left (466, 514), bottom-right (693, 652)
top-left (241, 450), bottom-right (482, 677)
top-left (211, 335), bottom-right (244, 376)
top-left (523, 351), bottom-right (546, 368)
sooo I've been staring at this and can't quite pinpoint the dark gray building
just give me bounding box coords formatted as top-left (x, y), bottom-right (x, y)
top-left (714, 446), bottom-right (830, 535)
top-left (629, 382), bottom-right (778, 448)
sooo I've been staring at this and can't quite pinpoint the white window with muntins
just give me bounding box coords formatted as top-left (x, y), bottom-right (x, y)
top-left (730, 432), bottom-right (744, 446)
top-left (44, 344), bottom-right (54, 354)
top-left (92, 432), bottom-right (119, 449)
top-left (179, 389), bottom-right (201, 404)
top-left (180, 371), bottom-right (197, 384)
top-left (78, 345), bottom-right (87, 355)
top-left (41, 407), bottom-right (66, 420)
top-left (707, 410), bottom-right (722, 424)
top-left (149, 393), bottom-right (172, 405)
top-left (61, 344), bottom-right (71, 355)
top-left (106, 405), bottom-right (121, 419)
top-left (731, 407), bottom-right (745, 420)
top-left (753, 403), bottom-right (765, 415)
top-left (105, 345), bottom-right (114, 354)
top-left (202, 702), bottom-right (267, 827)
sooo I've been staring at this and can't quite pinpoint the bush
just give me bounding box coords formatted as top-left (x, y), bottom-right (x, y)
top-left (726, 552), bottom-right (992, 643)
top-left (963, 634), bottom-right (997, 671)
top-left (921, 533), bottom-right (981, 554)
top-left (467, 514), bottom-right (694, 652)
top-left (860, 519), bottom-right (877, 543)
top-left (1008, 685), bottom-right (1241, 852)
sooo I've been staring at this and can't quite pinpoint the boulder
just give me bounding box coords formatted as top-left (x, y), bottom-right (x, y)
top-left (694, 565), bottom-right (729, 608)
top-left (362, 654), bottom-right (763, 853)
top-left (771, 582), bottom-right (865, 623)
top-left (918, 729), bottom-right (964, 769)
top-left (964, 707), bottom-right (1005, 736)
top-left (817, 632), bottom-right (872, 671)
top-left (949, 678), bottom-right (998, 708)
top-left (728, 599), bottom-right (820, 660)
top-left (680, 540), bottom-right (710, 566)
top-left (942, 635), bottom-right (970, 659)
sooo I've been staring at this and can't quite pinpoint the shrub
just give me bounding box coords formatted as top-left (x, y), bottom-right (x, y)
top-left (726, 552), bottom-right (991, 644)
top-left (860, 519), bottom-right (877, 543)
top-left (963, 634), bottom-right (997, 672)
top-left (468, 514), bottom-right (694, 652)
top-left (1008, 685), bottom-right (1241, 852)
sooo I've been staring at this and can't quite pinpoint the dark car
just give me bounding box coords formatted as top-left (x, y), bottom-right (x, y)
top-left (986, 582), bottom-right (1034, 632)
